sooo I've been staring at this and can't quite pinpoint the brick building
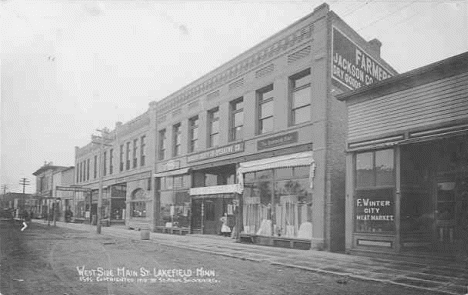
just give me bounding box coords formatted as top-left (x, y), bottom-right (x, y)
top-left (151, 3), bottom-right (396, 251)
top-left (74, 108), bottom-right (157, 229)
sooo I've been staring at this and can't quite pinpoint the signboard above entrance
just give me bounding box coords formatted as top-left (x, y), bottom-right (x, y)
top-left (332, 27), bottom-right (393, 91)
top-left (187, 142), bottom-right (244, 163)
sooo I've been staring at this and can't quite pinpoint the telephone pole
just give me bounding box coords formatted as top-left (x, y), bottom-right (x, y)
top-left (2, 184), bottom-right (8, 195)
top-left (19, 178), bottom-right (30, 211)
top-left (91, 127), bottom-right (113, 234)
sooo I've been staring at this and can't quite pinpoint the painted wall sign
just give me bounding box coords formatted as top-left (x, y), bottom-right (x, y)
top-left (332, 27), bottom-right (393, 91)
top-left (161, 160), bottom-right (180, 172)
top-left (55, 186), bottom-right (91, 192)
top-left (355, 189), bottom-right (395, 232)
top-left (187, 143), bottom-right (244, 163)
top-left (257, 132), bottom-right (298, 151)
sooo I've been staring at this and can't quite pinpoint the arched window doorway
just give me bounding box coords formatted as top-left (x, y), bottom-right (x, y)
top-left (130, 189), bottom-right (146, 218)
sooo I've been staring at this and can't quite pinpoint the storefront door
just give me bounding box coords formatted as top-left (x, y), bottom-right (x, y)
top-left (435, 176), bottom-right (468, 254)
top-left (191, 196), bottom-right (233, 235)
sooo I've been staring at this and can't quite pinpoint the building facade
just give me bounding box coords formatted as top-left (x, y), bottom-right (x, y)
top-left (337, 52), bottom-right (468, 257)
top-left (32, 162), bottom-right (72, 219)
top-left (151, 3), bottom-right (396, 251)
top-left (74, 106), bottom-right (157, 229)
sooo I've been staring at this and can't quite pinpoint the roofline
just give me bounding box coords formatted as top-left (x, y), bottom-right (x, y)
top-left (336, 51), bottom-right (468, 102)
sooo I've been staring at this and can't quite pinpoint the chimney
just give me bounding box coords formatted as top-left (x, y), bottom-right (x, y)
top-left (368, 38), bottom-right (382, 57)
top-left (115, 121), bottom-right (122, 129)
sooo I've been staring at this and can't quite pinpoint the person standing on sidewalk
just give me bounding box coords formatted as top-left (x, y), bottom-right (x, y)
top-left (21, 210), bottom-right (31, 231)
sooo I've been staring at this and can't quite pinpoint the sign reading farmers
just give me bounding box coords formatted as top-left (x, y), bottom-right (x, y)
top-left (332, 27), bottom-right (393, 91)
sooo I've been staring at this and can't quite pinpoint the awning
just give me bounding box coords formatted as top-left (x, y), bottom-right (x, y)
top-left (189, 184), bottom-right (242, 196)
top-left (154, 168), bottom-right (190, 178)
top-left (237, 151), bottom-right (314, 173)
top-left (237, 151), bottom-right (316, 191)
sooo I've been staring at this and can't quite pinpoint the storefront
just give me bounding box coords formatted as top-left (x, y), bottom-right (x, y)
top-left (237, 151), bottom-right (315, 249)
top-left (154, 168), bottom-right (191, 235)
top-left (338, 51), bottom-right (468, 258)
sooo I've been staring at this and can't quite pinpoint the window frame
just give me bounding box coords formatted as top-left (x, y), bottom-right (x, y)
top-left (208, 107), bottom-right (220, 148)
top-left (256, 84), bottom-right (274, 135)
top-left (133, 138), bottom-right (138, 169)
top-left (119, 144), bottom-right (124, 172)
top-left (158, 129), bottom-right (166, 160)
top-left (140, 135), bottom-right (146, 166)
top-left (188, 116), bottom-right (199, 153)
top-left (173, 123), bottom-right (182, 157)
top-left (94, 156), bottom-right (98, 179)
top-left (126, 142), bottom-right (131, 170)
top-left (109, 148), bottom-right (113, 175)
top-left (289, 68), bottom-right (311, 126)
top-left (229, 97), bottom-right (244, 142)
top-left (355, 148), bottom-right (395, 189)
top-left (103, 151), bottom-right (107, 176)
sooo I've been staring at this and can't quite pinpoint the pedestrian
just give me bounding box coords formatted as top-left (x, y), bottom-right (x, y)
top-left (21, 210), bottom-right (30, 231)
top-left (220, 213), bottom-right (231, 237)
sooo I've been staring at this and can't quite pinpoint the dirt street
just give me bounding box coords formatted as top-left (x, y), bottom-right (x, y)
top-left (0, 220), bottom-right (443, 295)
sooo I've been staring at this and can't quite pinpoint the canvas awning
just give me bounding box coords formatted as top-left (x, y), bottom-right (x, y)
top-left (237, 151), bottom-right (316, 191)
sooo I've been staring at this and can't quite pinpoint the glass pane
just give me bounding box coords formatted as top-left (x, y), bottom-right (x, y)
top-left (211, 120), bottom-right (219, 134)
top-left (355, 189), bottom-right (395, 233)
top-left (293, 106), bottom-right (311, 125)
top-left (356, 152), bottom-right (374, 187)
top-left (293, 72), bottom-right (310, 89)
top-left (234, 126), bottom-right (243, 140)
top-left (232, 99), bottom-right (243, 111)
top-left (191, 127), bottom-right (198, 140)
top-left (159, 191), bottom-right (174, 226)
top-left (292, 87), bottom-right (311, 108)
top-left (375, 149), bottom-right (394, 186)
top-left (165, 177), bottom-right (173, 190)
top-left (275, 167), bottom-right (293, 179)
top-left (234, 111), bottom-right (243, 127)
top-left (256, 169), bottom-right (273, 180)
top-left (260, 101), bottom-right (273, 118)
top-left (294, 166), bottom-right (310, 178)
top-left (244, 172), bottom-right (255, 183)
top-left (210, 133), bottom-right (219, 147)
top-left (260, 117), bottom-right (273, 134)
top-left (210, 109), bottom-right (219, 120)
top-left (261, 87), bottom-right (274, 102)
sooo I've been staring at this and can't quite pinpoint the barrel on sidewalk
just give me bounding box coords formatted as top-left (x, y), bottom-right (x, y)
top-left (140, 227), bottom-right (150, 240)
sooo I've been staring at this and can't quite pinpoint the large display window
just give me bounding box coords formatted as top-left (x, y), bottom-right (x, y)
top-left (158, 175), bottom-right (190, 228)
top-left (242, 166), bottom-right (312, 238)
top-left (354, 149), bottom-right (395, 233)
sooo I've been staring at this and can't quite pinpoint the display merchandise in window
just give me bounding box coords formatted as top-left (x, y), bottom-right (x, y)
top-left (242, 167), bottom-right (312, 239)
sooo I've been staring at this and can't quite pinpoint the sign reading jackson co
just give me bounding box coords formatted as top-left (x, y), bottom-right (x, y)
top-left (257, 132), bottom-right (298, 150)
top-left (187, 142), bottom-right (244, 163)
top-left (332, 27), bottom-right (393, 90)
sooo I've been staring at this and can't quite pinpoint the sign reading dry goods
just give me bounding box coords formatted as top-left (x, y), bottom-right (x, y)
top-left (257, 132), bottom-right (298, 150)
top-left (187, 143), bottom-right (244, 163)
top-left (332, 27), bottom-right (393, 90)
top-left (355, 189), bottom-right (394, 232)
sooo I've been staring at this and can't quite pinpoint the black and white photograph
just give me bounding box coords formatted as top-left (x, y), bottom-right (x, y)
top-left (1, 0), bottom-right (468, 294)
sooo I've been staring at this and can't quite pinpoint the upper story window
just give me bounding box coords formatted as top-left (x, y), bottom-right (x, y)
top-left (290, 69), bottom-right (311, 126)
top-left (133, 139), bottom-right (138, 169)
top-left (76, 164), bottom-right (79, 183)
top-left (94, 155), bottom-right (98, 179)
top-left (158, 129), bottom-right (166, 160)
top-left (103, 151), bottom-right (107, 176)
top-left (230, 98), bottom-right (243, 142)
top-left (173, 123), bottom-right (182, 157)
top-left (109, 149), bottom-right (113, 175)
top-left (140, 135), bottom-right (146, 166)
top-left (257, 84), bottom-right (274, 135)
top-left (126, 142), bottom-right (131, 170)
top-left (119, 145), bottom-right (124, 172)
top-left (208, 107), bottom-right (219, 148)
top-left (188, 116), bottom-right (199, 153)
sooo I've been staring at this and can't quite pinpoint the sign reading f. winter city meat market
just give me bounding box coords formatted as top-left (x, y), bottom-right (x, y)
top-left (332, 27), bottom-right (393, 90)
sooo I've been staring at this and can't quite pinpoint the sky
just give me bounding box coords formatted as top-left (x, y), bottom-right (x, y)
top-left (1, 0), bottom-right (467, 194)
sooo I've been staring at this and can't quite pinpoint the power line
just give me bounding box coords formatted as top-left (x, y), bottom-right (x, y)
top-left (19, 178), bottom-right (31, 194)
top-left (356, 0), bottom-right (418, 32)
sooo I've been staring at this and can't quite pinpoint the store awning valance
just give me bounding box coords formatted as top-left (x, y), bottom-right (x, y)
top-left (154, 168), bottom-right (190, 178)
top-left (189, 184), bottom-right (242, 196)
top-left (237, 151), bottom-right (316, 192)
top-left (237, 151), bottom-right (314, 174)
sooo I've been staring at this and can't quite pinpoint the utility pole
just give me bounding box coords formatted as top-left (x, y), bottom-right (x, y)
top-left (91, 127), bottom-right (113, 234)
top-left (2, 184), bottom-right (8, 195)
top-left (19, 178), bottom-right (30, 212)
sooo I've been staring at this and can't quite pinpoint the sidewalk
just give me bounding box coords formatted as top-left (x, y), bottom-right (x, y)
top-left (48, 221), bottom-right (467, 295)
